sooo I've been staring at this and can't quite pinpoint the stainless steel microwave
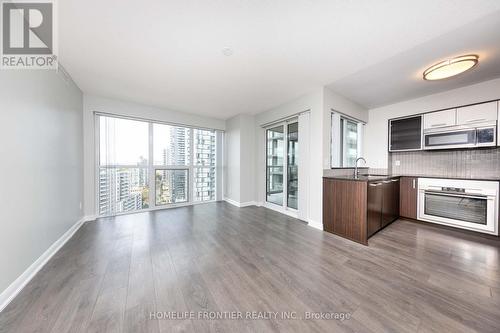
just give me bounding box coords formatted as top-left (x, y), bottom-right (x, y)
top-left (423, 122), bottom-right (496, 150)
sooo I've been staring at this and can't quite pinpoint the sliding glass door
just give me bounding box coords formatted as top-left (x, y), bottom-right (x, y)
top-left (266, 120), bottom-right (298, 210)
top-left (287, 122), bottom-right (298, 209)
top-left (266, 126), bottom-right (284, 205)
top-left (98, 114), bottom-right (218, 216)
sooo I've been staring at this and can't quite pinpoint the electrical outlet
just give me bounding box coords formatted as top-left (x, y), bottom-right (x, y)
top-left (394, 160), bottom-right (401, 166)
top-left (79, 202), bottom-right (83, 210)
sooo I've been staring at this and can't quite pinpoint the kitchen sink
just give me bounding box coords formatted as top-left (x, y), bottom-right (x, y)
top-left (360, 174), bottom-right (389, 179)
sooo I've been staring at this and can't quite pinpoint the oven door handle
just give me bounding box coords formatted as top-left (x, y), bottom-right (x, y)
top-left (424, 190), bottom-right (489, 200)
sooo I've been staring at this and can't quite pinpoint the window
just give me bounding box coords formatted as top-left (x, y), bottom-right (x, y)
top-left (98, 114), bottom-right (219, 216)
top-left (341, 118), bottom-right (358, 167)
top-left (98, 116), bottom-right (150, 216)
top-left (153, 124), bottom-right (191, 166)
top-left (155, 169), bottom-right (188, 205)
top-left (331, 113), bottom-right (364, 168)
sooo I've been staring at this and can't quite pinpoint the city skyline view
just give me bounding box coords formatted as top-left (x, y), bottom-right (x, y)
top-left (98, 115), bottom-right (217, 216)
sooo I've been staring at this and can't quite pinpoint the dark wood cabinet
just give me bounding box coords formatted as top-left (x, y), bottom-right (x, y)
top-left (367, 182), bottom-right (382, 237)
top-left (382, 179), bottom-right (400, 227)
top-left (400, 177), bottom-right (418, 219)
top-left (323, 177), bottom-right (400, 245)
top-left (389, 115), bottom-right (422, 152)
top-left (323, 178), bottom-right (367, 245)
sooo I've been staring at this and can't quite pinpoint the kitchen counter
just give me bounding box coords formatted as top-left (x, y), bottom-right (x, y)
top-left (323, 176), bottom-right (400, 245)
top-left (391, 174), bottom-right (500, 182)
top-left (323, 174), bottom-right (500, 182)
top-left (323, 174), bottom-right (397, 182)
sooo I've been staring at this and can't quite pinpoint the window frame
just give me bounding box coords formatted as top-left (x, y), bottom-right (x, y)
top-left (330, 111), bottom-right (365, 168)
top-left (95, 112), bottom-right (219, 217)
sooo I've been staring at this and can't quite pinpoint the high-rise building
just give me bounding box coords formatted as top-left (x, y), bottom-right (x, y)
top-left (99, 168), bottom-right (144, 215)
top-left (194, 129), bottom-right (216, 201)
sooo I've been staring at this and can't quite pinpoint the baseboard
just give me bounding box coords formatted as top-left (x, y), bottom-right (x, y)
top-left (83, 215), bottom-right (97, 222)
top-left (307, 220), bottom-right (323, 230)
top-left (0, 216), bottom-right (86, 313)
top-left (223, 197), bottom-right (260, 208)
top-left (262, 202), bottom-right (299, 219)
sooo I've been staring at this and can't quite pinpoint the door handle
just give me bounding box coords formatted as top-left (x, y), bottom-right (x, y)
top-left (412, 179), bottom-right (416, 189)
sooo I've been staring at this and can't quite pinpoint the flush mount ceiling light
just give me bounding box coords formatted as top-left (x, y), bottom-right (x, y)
top-left (222, 47), bottom-right (233, 56)
top-left (423, 55), bottom-right (479, 81)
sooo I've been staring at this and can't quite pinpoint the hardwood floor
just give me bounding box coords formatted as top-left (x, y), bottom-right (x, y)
top-left (1, 202), bottom-right (499, 332)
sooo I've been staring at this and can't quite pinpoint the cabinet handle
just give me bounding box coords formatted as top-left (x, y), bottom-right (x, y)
top-left (390, 179), bottom-right (399, 182)
top-left (369, 183), bottom-right (381, 187)
top-left (431, 123), bottom-right (447, 127)
top-left (466, 118), bottom-right (486, 123)
top-left (412, 179), bottom-right (416, 189)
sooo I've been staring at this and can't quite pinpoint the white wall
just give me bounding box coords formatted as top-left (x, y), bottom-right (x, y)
top-left (0, 70), bottom-right (83, 296)
top-left (365, 78), bottom-right (500, 169)
top-left (240, 115), bottom-right (256, 203)
top-left (224, 116), bottom-right (242, 203)
top-left (83, 94), bottom-right (226, 216)
top-left (224, 114), bottom-right (256, 204)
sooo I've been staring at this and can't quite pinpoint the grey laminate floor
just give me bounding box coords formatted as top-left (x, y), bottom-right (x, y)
top-left (1, 202), bottom-right (499, 332)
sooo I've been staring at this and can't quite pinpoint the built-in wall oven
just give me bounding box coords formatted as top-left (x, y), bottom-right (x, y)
top-left (423, 122), bottom-right (496, 150)
top-left (418, 178), bottom-right (499, 235)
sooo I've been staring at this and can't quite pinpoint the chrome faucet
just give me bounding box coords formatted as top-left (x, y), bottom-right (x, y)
top-left (354, 157), bottom-right (367, 178)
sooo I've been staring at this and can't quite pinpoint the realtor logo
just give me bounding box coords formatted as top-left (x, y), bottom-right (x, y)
top-left (1, 0), bottom-right (57, 69)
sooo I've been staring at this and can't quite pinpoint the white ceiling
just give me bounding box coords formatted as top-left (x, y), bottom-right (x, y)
top-left (327, 10), bottom-right (500, 109)
top-left (60, 0), bottom-right (500, 119)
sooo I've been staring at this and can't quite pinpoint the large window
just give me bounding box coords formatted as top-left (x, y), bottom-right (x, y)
top-left (193, 129), bottom-right (216, 202)
top-left (155, 169), bottom-right (188, 205)
top-left (98, 117), bottom-right (150, 216)
top-left (98, 115), bottom-right (218, 216)
top-left (331, 113), bottom-right (364, 168)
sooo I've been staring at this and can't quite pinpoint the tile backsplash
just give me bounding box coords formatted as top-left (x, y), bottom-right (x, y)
top-left (390, 148), bottom-right (500, 179)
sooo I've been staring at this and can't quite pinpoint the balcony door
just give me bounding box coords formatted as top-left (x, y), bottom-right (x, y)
top-left (266, 119), bottom-right (298, 211)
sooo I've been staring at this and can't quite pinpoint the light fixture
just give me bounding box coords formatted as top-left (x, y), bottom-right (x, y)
top-left (423, 55), bottom-right (478, 81)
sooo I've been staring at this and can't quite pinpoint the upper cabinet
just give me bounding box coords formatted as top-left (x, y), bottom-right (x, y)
top-left (457, 101), bottom-right (497, 124)
top-left (389, 115), bottom-right (422, 152)
top-left (388, 100), bottom-right (499, 152)
top-left (423, 101), bottom-right (498, 130)
top-left (423, 109), bottom-right (456, 129)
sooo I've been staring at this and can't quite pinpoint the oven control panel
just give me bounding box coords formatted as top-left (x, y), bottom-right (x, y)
top-left (441, 187), bottom-right (465, 193)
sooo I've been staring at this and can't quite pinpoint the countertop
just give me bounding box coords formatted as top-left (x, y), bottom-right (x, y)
top-left (323, 174), bottom-right (398, 182)
top-left (323, 174), bottom-right (500, 182)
